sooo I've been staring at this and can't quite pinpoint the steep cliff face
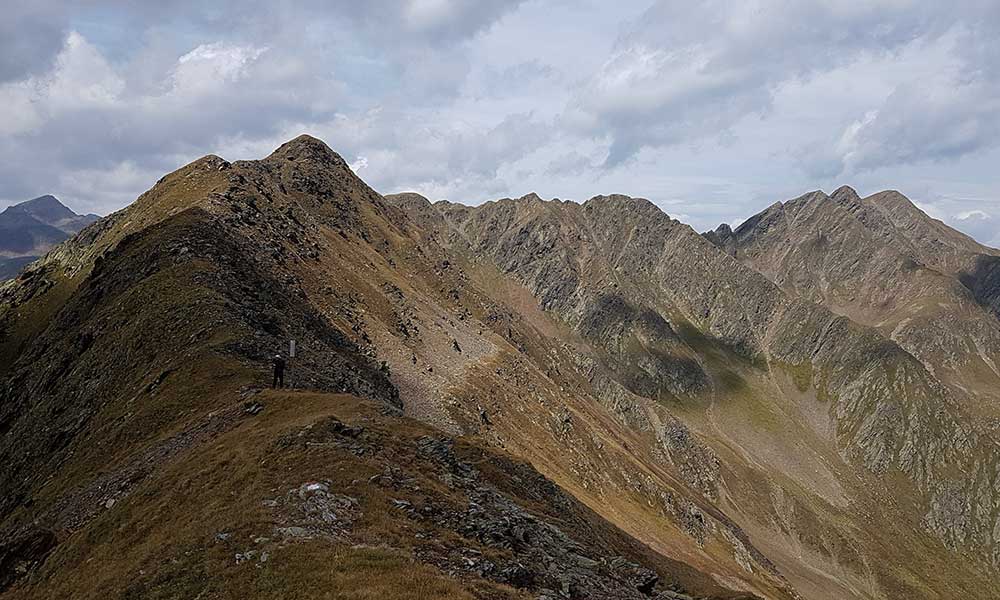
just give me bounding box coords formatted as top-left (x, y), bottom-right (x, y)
top-left (2, 136), bottom-right (999, 600)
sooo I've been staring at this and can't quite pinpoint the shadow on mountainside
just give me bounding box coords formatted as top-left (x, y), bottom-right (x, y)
top-left (959, 253), bottom-right (1000, 320)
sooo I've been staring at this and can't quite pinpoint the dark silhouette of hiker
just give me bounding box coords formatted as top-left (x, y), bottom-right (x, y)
top-left (272, 354), bottom-right (286, 388)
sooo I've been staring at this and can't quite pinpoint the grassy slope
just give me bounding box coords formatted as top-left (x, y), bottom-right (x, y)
top-left (7, 393), bottom-right (484, 600)
top-left (3, 381), bottom-right (749, 599)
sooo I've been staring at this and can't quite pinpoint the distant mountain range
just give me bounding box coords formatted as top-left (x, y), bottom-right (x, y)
top-left (0, 195), bottom-right (99, 280)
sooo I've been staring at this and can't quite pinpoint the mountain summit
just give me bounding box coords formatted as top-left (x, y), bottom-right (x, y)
top-left (2, 137), bottom-right (999, 600)
top-left (4, 195), bottom-right (77, 224)
top-left (0, 195), bottom-right (99, 280)
top-left (265, 134), bottom-right (349, 165)
top-left (705, 186), bottom-right (1000, 405)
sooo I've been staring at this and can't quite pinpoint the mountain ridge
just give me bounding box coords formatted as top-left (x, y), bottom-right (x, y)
top-left (2, 136), bottom-right (999, 599)
top-left (705, 186), bottom-right (1000, 418)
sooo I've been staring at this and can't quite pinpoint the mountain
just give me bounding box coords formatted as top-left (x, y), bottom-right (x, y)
top-left (1, 136), bottom-right (999, 600)
top-left (704, 186), bottom-right (1000, 416)
top-left (0, 195), bottom-right (99, 281)
top-left (2, 195), bottom-right (98, 234)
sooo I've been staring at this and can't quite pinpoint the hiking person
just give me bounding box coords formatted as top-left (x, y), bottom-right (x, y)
top-left (272, 354), bottom-right (286, 388)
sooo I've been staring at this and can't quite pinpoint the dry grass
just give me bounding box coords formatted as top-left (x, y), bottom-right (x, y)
top-left (8, 392), bottom-right (523, 600)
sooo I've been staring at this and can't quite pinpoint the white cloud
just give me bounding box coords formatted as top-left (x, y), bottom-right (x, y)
top-left (566, 1), bottom-right (1000, 169)
top-left (403, 0), bottom-right (458, 32)
top-left (172, 42), bottom-right (268, 94)
top-left (2, 1), bottom-right (1000, 246)
top-left (0, 30), bottom-right (124, 134)
top-left (350, 156), bottom-right (369, 172)
top-left (48, 32), bottom-right (124, 111)
top-left (836, 77), bottom-right (1000, 173)
top-left (57, 160), bottom-right (163, 214)
top-left (546, 151), bottom-right (595, 177)
top-left (957, 209), bottom-right (991, 221)
top-left (0, 80), bottom-right (43, 136)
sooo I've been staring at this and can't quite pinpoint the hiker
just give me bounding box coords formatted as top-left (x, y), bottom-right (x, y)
top-left (272, 354), bottom-right (286, 388)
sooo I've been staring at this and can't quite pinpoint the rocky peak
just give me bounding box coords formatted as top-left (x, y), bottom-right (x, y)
top-left (582, 195), bottom-right (668, 223)
top-left (183, 154), bottom-right (230, 174)
top-left (831, 185), bottom-right (862, 204)
top-left (783, 190), bottom-right (830, 211)
top-left (713, 223), bottom-right (733, 236)
top-left (733, 200), bottom-right (784, 238)
top-left (4, 195), bottom-right (76, 222)
top-left (0, 195), bottom-right (101, 277)
top-left (864, 189), bottom-right (996, 266)
top-left (866, 189), bottom-right (910, 209)
top-left (864, 190), bottom-right (926, 225)
top-left (383, 192), bottom-right (432, 209)
top-left (702, 223), bottom-right (736, 255)
top-left (863, 190), bottom-right (939, 230)
top-left (265, 134), bottom-right (349, 168)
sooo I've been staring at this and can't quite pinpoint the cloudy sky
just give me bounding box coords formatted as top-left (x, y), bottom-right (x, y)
top-left (3, 1), bottom-right (1000, 244)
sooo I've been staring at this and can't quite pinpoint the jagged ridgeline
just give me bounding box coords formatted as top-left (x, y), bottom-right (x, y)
top-left (1, 135), bottom-right (998, 600)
